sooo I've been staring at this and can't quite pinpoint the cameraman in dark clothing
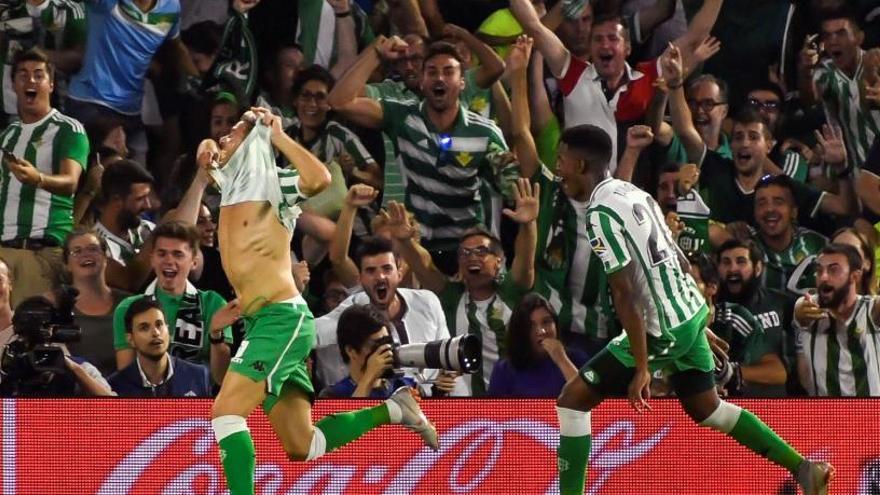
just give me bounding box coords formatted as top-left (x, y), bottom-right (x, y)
top-left (0, 290), bottom-right (113, 397)
top-left (109, 296), bottom-right (211, 398)
top-left (320, 304), bottom-right (417, 399)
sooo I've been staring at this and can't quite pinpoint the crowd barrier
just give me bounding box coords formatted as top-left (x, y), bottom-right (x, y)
top-left (1, 398), bottom-right (878, 494)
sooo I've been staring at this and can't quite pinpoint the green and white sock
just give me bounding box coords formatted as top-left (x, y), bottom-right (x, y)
top-left (310, 404), bottom-right (392, 458)
top-left (213, 415), bottom-right (255, 495)
top-left (700, 401), bottom-right (804, 473)
top-left (557, 406), bottom-right (592, 495)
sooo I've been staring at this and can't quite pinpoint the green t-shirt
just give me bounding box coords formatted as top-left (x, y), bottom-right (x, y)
top-left (113, 287), bottom-right (233, 366)
top-left (712, 301), bottom-right (766, 366)
top-left (737, 287), bottom-right (795, 397)
top-left (438, 272), bottom-right (528, 395)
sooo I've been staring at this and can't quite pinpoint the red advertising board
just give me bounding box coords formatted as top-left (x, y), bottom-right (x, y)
top-left (1, 398), bottom-right (878, 494)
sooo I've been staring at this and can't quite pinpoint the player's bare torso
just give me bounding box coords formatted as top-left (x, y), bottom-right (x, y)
top-left (218, 201), bottom-right (299, 314)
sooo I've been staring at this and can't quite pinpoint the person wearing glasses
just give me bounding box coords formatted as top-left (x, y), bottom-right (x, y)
top-left (655, 74), bottom-right (731, 164)
top-left (663, 44), bottom-right (856, 229)
top-left (383, 177), bottom-right (539, 396)
top-left (45, 228), bottom-right (130, 377)
top-left (745, 85), bottom-right (811, 184)
top-left (285, 65), bottom-right (381, 190)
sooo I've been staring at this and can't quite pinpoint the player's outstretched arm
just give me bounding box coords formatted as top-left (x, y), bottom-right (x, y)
top-left (255, 108), bottom-right (332, 197)
top-left (608, 263), bottom-right (652, 412)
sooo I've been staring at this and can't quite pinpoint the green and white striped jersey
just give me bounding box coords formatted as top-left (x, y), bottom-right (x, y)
top-left (94, 218), bottom-right (155, 266)
top-left (380, 98), bottom-right (514, 250)
top-left (439, 273), bottom-right (528, 395)
top-left (0, 0), bottom-right (86, 117)
top-left (295, 0), bottom-right (374, 70)
top-left (796, 295), bottom-right (880, 397)
top-left (285, 118), bottom-right (375, 170)
top-left (587, 178), bottom-right (705, 336)
top-left (754, 227), bottom-right (827, 294)
top-left (0, 108), bottom-right (88, 243)
top-left (532, 165), bottom-right (618, 341)
top-left (814, 50), bottom-right (880, 171)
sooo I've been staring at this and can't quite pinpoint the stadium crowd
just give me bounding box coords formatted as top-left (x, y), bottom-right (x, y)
top-left (0, 0), bottom-right (878, 400)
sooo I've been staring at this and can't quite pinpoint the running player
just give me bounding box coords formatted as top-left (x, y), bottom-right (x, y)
top-left (202, 108), bottom-right (438, 495)
top-left (553, 124), bottom-right (835, 495)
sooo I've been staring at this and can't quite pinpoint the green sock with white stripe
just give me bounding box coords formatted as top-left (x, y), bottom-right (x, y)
top-left (557, 407), bottom-right (591, 495)
top-left (313, 403), bottom-right (392, 455)
top-left (213, 416), bottom-right (256, 495)
top-left (700, 401), bottom-right (803, 474)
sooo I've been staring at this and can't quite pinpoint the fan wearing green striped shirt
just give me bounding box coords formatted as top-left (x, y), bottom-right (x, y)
top-left (384, 176), bottom-right (538, 396)
top-left (0, 48), bottom-right (87, 307)
top-left (794, 243), bottom-right (880, 397)
top-left (751, 175), bottom-right (828, 294)
top-left (329, 37), bottom-right (515, 272)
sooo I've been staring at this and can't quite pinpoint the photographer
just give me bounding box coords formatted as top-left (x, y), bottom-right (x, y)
top-left (313, 236), bottom-right (464, 395)
top-left (0, 293), bottom-right (113, 397)
top-left (109, 296), bottom-right (211, 398)
top-left (320, 304), bottom-right (417, 399)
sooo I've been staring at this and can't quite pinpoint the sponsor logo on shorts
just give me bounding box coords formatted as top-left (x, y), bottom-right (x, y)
top-left (252, 361), bottom-right (265, 373)
top-left (582, 368), bottom-right (599, 384)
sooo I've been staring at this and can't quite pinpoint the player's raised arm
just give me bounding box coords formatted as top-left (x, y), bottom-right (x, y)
top-left (255, 108), bottom-right (331, 197)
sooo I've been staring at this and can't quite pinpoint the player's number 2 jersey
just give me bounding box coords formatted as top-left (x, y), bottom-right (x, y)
top-left (586, 178), bottom-right (705, 337)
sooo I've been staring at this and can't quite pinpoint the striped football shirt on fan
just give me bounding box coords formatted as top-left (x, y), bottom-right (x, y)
top-left (0, 108), bottom-right (88, 243)
top-left (796, 295), bottom-right (880, 396)
top-left (814, 51), bottom-right (880, 170)
top-left (380, 98), bottom-right (513, 251)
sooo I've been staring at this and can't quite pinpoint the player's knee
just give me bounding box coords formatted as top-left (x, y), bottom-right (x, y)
top-left (556, 377), bottom-right (595, 412)
top-left (282, 439), bottom-right (311, 462)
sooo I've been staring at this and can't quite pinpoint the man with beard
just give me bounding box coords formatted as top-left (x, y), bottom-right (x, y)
top-left (313, 235), bottom-right (462, 395)
top-left (0, 49), bottom-right (88, 307)
top-left (329, 39), bottom-right (515, 273)
top-left (95, 159), bottom-right (156, 269)
top-left (794, 243), bottom-right (880, 396)
top-left (716, 239), bottom-right (791, 396)
top-left (752, 176), bottom-right (827, 293)
top-left (383, 176), bottom-right (538, 396)
top-left (664, 44), bottom-right (857, 228)
top-left (510, 0), bottom-right (723, 169)
top-left (200, 109), bottom-right (437, 495)
top-left (113, 221), bottom-right (236, 386)
top-left (688, 251), bottom-right (781, 399)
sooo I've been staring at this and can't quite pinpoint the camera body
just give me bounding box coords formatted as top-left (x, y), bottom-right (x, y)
top-left (0, 286), bottom-right (82, 396)
top-left (371, 334), bottom-right (482, 380)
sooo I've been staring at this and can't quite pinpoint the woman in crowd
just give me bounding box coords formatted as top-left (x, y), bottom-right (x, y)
top-left (55, 228), bottom-right (130, 376)
top-left (488, 293), bottom-right (588, 397)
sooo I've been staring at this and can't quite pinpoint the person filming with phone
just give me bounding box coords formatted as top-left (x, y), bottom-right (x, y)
top-left (0, 48), bottom-right (88, 307)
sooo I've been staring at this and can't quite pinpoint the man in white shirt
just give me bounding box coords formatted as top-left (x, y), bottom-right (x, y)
top-left (313, 236), bottom-right (464, 395)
